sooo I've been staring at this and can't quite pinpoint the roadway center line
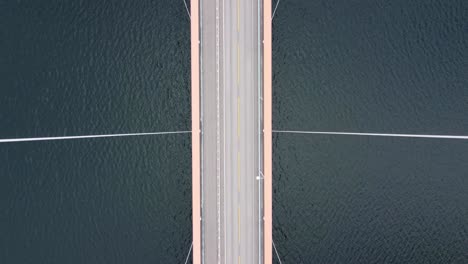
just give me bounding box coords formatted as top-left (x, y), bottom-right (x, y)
top-left (237, 97), bottom-right (241, 138)
top-left (237, 151), bottom-right (241, 192)
top-left (238, 206), bottom-right (241, 242)
top-left (237, 0), bottom-right (240, 32)
top-left (237, 44), bottom-right (240, 85)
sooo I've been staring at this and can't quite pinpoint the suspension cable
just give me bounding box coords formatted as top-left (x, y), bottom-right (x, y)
top-left (272, 0), bottom-right (281, 21)
top-left (272, 130), bottom-right (468, 140)
top-left (272, 240), bottom-right (283, 264)
top-left (184, 242), bottom-right (193, 264)
top-left (183, 0), bottom-right (191, 20)
top-left (0, 131), bottom-right (191, 143)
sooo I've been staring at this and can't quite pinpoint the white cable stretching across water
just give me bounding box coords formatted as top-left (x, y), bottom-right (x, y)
top-left (272, 240), bottom-right (283, 264)
top-left (0, 131), bottom-right (191, 143)
top-left (183, 0), bottom-right (191, 19)
top-left (272, 130), bottom-right (468, 140)
top-left (184, 242), bottom-right (193, 264)
top-left (272, 0), bottom-right (281, 21)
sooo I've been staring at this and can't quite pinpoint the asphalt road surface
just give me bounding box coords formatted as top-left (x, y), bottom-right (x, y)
top-left (200, 0), bottom-right (262, 263)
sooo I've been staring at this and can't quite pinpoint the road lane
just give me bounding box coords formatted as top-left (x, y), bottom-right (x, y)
top-left (200, 0), bottom-right (261, 262)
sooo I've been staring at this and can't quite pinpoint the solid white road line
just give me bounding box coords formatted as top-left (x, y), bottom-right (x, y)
top-left (272, 240), bottom-right (283, 264)
top-left (184, 242), bottom-right (194, 264)
top-left (216, 0), bottom-right (221, 262)
top-left (222, 0), bottom-right (226, 263)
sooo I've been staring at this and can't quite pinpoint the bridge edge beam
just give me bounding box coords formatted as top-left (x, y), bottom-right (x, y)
top-left (191, 0), bottom-right (201, 263)
top-left (263, 0), bottom-right (273, 263)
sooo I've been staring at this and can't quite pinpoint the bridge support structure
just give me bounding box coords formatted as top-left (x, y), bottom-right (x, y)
top-left (263, 0), bottom-right (273, 263)
top-left (191, 0), bottom-right (272, 262)
top-left (191, 0), bottom-right (201, 263)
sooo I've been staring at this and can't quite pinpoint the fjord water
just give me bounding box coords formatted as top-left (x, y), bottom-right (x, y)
top-left (272, 0), bottom-right (468, 263)
top-left (1, 1), bottom-right (191, 263)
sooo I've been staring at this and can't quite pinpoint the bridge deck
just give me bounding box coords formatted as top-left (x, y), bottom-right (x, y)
top-left (193, 0), bottom-right (271, 263)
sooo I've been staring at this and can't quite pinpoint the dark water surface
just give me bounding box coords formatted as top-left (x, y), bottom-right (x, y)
top-left (273, 0), bottom-right (468, 263)
top-left (1, 1), bottom-right (191, 263)
top-left (1, 1), bottom-right (190, 138)
top-left (1, 136), bottom-right (191, 263)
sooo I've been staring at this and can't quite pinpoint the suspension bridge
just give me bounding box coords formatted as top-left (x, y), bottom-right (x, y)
top-left (1, 1), bottom-right (467, 263)
top-left (190, 0), bottom-right (272, 263)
